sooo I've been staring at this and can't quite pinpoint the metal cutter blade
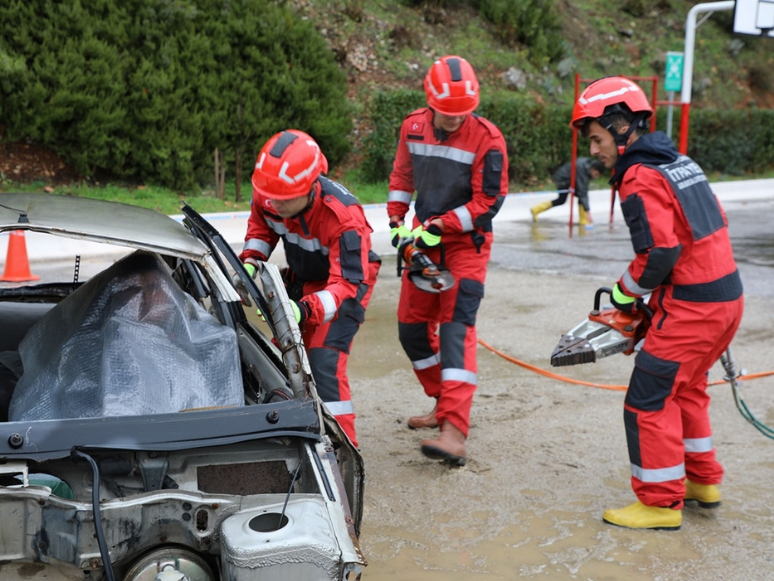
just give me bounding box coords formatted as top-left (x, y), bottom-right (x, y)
top-left (550, 318), bottom-right (630, 367)
top-left (407, 268), bottom-right (455, 293)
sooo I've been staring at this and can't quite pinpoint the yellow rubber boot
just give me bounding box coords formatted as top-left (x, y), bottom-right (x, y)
top-left (603, 501), bottom-right (682, 530)
top-left (685, 479), bottom-right (721, 508)
top-left (579, 206), bottom-right (594, 230)
top-left (530, 201), bottom-right (553, 222)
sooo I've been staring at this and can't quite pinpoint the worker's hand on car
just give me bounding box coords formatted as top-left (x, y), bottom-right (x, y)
top-left (255, 300), bottom-right (310, 325)
top-left (290, 300), bottom-right (311, 325)
top-left (232, 262), bottom-right (258, 305)
top-left (389, 221), bottom-right (412, 248)
top-left (611, 282), bottom-right (637, 313)
top-left (412, 223), bottom-right (443, 249)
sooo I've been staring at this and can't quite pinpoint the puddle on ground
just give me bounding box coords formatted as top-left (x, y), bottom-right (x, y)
top-left (359, 505), bottom-right (757, 580)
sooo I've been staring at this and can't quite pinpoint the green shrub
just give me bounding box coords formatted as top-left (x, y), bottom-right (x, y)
top-left (0, 0), bottom-right (351, 191)
top-left (687, 109), bottom-right (774, 175)
top-left (360, 89), bottom-right (426, 183)
top-left (474, 0), bottom-right (564, 65)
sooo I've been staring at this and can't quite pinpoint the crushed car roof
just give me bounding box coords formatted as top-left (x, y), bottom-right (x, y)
top-left (0, 192), bottom-right (208, 260)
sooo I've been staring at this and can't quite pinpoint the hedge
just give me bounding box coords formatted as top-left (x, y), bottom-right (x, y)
top-left (0, 0), bottom-right (351, 190)
top-left (361, 89), bottom-right (774, 185)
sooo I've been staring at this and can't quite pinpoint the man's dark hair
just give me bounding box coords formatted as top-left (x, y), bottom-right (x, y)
top-left (580, 104), bottom-right (650, 139)
top-left (590, 160), bottom-right (606, 173)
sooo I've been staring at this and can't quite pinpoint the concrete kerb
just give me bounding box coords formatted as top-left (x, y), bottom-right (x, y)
top-left (2, 178), bottom-right (773, 267)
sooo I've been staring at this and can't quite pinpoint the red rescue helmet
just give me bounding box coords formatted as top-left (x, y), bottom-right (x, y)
top-left (424, 55), bottom-right (480, 116)
top-left (570, 76), bottom-right (653, 131)
top-left (252, 130), bottom-right (328, 199)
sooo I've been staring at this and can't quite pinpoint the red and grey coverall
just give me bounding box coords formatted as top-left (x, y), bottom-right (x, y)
top-left (239, 176), bottom-right (381, 448)
top-left (387, 108), bottom-right (508, 437)
top-left (613, 132), bottom-right (744, 508)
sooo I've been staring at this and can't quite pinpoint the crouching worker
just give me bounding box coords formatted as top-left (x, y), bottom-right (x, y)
top-left (237, 129), bottom-right (381, 448)
top-left (531, 157), bottom-right (606, 228)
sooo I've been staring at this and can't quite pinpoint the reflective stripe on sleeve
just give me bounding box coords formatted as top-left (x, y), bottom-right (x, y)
top-left (412, 352), bottom-right (441, 370)
top-left (388, 190), bottom-right (414, 204)
top-left (453, 206), bottom-right (473, 232)
top-left (441, 368), bottom-right (477, 385)
top-left (315, 290), bottom-right (337, 323)
top-left (630, 462), bottom-right (686, 483)
top-left (684, 437), bottom-right (713, 453)
top-left (622, 270), bottom-right (656, 296)
top-left (244, 238), bottom-right (273, 257)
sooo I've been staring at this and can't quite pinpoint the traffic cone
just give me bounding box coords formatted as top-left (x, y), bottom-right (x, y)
top-left (1, 231), bottom-right (40, 282)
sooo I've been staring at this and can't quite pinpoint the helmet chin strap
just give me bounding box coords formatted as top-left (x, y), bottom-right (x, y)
top-left (601, 111), bottom-right (648, 155)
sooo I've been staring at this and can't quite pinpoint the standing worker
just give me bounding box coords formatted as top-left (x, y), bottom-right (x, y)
top-left (238, 129), bottom-right (381, 448)
top-left (387, 55), bottom-right (509, 466)
top-left (571, 77), bottom-right (744, 530)
top-left (530, 157), bottom-right (606, 228)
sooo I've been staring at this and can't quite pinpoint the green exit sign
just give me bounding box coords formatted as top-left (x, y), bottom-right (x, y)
top-left (665, 51), bottom-right (684, 92)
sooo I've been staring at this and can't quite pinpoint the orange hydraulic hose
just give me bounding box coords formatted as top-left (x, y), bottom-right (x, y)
top-left (708, 371), bottom-right (774, 386)
top-left (478, 338), bottom-right (774, 391)
top-left (477, 338), bottom-right (627, 391)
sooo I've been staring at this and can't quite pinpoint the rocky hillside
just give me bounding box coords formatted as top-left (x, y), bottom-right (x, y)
top-left (295, 0), bottom-right (773, 109)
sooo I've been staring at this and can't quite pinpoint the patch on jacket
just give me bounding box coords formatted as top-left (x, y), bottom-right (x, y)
top-left (407, 121), bottom-right (425, 140)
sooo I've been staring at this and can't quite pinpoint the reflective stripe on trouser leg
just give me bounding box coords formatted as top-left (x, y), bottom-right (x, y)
top-left (676, 379), bottom-right (721, 486)
top-left (398, 321), bottom-right (441, 398)
top-left (398, 273), bottom-right (443, 399)
top-left (308, 347), bottom-right (357, 448)
top-left (437, 321), bottom-right (478, 437)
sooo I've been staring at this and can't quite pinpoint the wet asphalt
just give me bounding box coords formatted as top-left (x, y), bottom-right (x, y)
top-left (489, 195), bottom-right (774, 299)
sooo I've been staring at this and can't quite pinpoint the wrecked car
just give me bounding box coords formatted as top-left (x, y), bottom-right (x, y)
top-left (0, 193), bottom-right (365, 581)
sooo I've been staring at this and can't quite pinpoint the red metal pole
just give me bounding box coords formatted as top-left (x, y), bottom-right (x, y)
top-left (678, 102), bottom-right (691, 154)
top-left (569, 73), bottom-right (581, 238)
top-left (650, 77), bottom-right (659, 133)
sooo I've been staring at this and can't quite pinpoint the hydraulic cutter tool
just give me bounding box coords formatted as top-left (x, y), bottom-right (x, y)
top-left (550, 287), bottom-right (652, 367)
top-left (397, 241), bottom-right (455, 293)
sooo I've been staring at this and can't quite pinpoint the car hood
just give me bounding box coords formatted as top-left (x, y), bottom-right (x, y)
top-left (0, 192), bottom-right (207, 260)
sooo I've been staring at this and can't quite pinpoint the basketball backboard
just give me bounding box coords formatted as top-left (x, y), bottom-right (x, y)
top-left (734, 0), bottom-right (774, 37)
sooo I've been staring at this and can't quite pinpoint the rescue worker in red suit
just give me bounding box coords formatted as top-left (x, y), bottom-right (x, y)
top-left (238, 130), bottom-right (381, 448)
top-left (387, 56), bottom-right (508, 466)
top-left (571, 77), bottom-right (744, 530)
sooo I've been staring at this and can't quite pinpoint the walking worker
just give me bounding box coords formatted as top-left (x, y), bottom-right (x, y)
top-left (530, 157), bottom-right (606, 228)
top-left (387, 55), bottom-right (509, 466)
top-left (237, 129), bottom-right (381, 448)
top-left (571, 77), bottom-right (744, 530)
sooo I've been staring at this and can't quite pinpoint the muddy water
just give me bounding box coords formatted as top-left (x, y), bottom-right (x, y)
top-left (349, 207), bottom-right (774, 580)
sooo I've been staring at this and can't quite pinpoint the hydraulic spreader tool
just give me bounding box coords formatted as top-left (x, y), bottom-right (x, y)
top-left (397, 241), bottom-right (455, 293)
top-left (551, 287), bottom-right (652, 367)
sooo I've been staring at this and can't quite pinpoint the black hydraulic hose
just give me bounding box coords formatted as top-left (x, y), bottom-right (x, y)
top-left (71, 449), bottom-right (116, 581)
